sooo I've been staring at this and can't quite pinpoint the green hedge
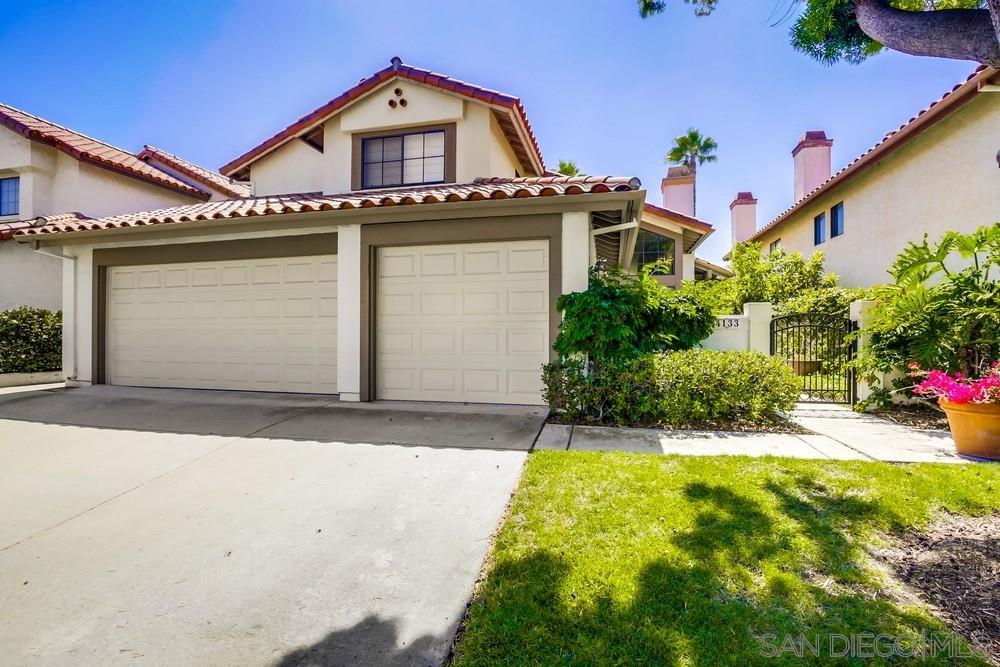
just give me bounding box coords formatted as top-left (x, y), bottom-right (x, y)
top-left (0, 307), bottom-right (62, 373)
top-left (543, 349), bottom-right (800, 426)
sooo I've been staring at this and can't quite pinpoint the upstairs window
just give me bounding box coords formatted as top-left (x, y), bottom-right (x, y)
top-left (769, 239), bottom-right (781, 254)
top-left (0, 177), bottom-right (18, 216)
top-left (633, 230), bottom-right (675, 275)
top-left (830, 201), bottom-right (845, 237)
top-left (814, 212), bottom-right (826, 245)
top-left (361, 130), bottom-right (446, 189)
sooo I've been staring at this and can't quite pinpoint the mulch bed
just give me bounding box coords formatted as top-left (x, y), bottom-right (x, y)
top-left (874, 514), bottom-right (1000, 664)
top-left (871, 402), bottom-right (951, 431)
top-left (547, 414), bottom-right (810, 434)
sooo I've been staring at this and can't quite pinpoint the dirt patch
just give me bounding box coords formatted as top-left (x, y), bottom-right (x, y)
top-left (547, 415), bottom-right (810, 434)
top-left (872, 403), bottom-right (950, 431)
top-left (873, 514), bottom-right (1000, 664)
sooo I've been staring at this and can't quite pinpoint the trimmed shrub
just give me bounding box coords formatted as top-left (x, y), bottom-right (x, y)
top-left (543, 349), bottom-right (800, 426)
top-left (0, 307), bottom-right (62, 373)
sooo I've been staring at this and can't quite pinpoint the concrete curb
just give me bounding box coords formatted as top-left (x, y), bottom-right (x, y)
top-left (0, 371), bottom-right (63, 388)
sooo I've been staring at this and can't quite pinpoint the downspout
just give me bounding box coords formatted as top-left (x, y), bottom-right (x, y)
top-left (30, 240), bottom-right (76, 381)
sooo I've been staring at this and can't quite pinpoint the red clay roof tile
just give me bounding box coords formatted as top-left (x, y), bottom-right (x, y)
top-left (138, 145), bottom-right (251, 198)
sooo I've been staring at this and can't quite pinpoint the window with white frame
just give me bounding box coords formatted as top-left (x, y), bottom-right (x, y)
top-left (0, 177), bottom-right (19, 216)
top-left (361, 130), bottom-right (446, 189)
top-left (633, 230), bottom-right (675, 275)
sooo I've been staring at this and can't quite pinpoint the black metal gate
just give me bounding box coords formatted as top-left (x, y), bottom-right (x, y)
top-left (770, 313), bottom-right (857, 404)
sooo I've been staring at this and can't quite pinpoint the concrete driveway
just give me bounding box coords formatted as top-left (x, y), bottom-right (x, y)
top-left (0, 386), bottom-right (540, 665)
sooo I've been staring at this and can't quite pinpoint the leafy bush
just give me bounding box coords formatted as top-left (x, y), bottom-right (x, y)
top-left (776, 286), bottom-right (872, 317)
top-left (0, 307), bottom-right (62, 373)
top-left (554, 264), bottom-right (714, 363)
top-left (859, 224), bottom-right (1000, 379)
top-left (543, 350), bottom-right (800, 426)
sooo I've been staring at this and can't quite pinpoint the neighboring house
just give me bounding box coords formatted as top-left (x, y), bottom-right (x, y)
top-left (0, 105), bottom-right (250, 312)
top-left (16, 58), bottom-right (651, 406)
top-left (728, 66), bottom-right (1000, 287)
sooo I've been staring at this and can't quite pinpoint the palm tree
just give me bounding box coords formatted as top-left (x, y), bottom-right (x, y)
top-left (665, 128), bottom-right (718, 215)
top-left (556, 159), bottom-right (585, 177)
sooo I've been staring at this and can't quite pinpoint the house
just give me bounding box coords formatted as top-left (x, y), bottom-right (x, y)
top-left (728, 66), bottom-right (1000, 287)
top-left (15, 58), bottom-right (667, 405)
top-left (0, 106), bottom-right (252, 313)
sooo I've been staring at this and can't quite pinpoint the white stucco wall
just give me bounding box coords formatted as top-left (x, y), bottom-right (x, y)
top-left (755, 93), bottom-right (1000, 287)
top-left (251, 78), bottom-right (525, 197)
top-left (0, 243), bottom-right (62, 311)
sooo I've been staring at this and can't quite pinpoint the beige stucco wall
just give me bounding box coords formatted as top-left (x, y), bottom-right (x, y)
top-left (754, 93), bottom-right (1000, 287)
top-left (251, 78), bottom-right (524, 197)
top-left (0, 243), bottom-right (62, 311)
top-left (0, 126), bottom-right (203, 312)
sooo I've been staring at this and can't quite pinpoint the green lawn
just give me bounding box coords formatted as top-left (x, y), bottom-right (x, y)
top-left (453, 453), bottom-right (1000, 666)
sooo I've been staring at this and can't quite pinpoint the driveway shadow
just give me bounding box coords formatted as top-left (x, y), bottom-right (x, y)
top-left (0, 385), bottom-right (545, 450)
top-left (276, 614), bottom-right (444, 667)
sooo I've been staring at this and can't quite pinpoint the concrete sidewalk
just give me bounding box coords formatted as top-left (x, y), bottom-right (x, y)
top-left (536, 403), bottom-right (973, 464)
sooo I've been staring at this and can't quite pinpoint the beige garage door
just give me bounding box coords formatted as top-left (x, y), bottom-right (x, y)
top-left (376, 240), bottom-right (549, 404)
top-left (107, 256), bottom-right (338, 394)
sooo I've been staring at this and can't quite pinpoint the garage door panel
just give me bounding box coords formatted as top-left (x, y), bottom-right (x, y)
top-left (108, 255), bottom-right (337, 394)
top-left (377, 240), bottom-right (548, 405)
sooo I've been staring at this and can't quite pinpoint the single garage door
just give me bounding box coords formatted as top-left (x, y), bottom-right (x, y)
top-left (376, 240), bottom-right (549, 404)
top-left (107, 255), bottom-right (338, 394)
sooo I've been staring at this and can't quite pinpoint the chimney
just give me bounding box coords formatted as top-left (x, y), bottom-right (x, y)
top-left (730, 191), bottom-right (758, 247)
top-left (792, 131), bottom-right (833, 202)
top-left (660, 166), bottom-right (695, 217)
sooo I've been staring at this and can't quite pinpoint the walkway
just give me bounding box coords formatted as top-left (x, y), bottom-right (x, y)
top-left (536, 403), bottom-right (973, 464)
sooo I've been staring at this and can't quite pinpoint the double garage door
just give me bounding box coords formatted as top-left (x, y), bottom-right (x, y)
top-left (107, 240), bottom-right (549, 404)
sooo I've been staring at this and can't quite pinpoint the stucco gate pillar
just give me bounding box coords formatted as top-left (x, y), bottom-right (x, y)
top-left (744, 302), bottom-right (773, 355)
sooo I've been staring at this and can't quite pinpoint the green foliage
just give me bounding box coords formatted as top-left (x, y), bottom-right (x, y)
top-left (665, 127), bottom-right (718, 171)
top-left (860, 223), bottom-right (1000, 378)
top-left (0, 307), bottom-right (62, 374)
top-left (543, 350), bottom-right (800, 426)
top-left (639, 0), bottom-right (988, 65)
top-left (776, 286), bottom-right (872, 317)
top-left (705, 242), bottom-right (836, 315)
top-left (553, 264), bottom-right (715, 363)
top-left (555, 159), bottom-right (584, 177)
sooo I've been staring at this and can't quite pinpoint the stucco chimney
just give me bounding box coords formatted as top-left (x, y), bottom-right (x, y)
top-left (660, 166), bottom-right (695, 217)
top-left (792, 131), bottom-right (833, 202)
top-left (730, 191), bottom-right (758, 247)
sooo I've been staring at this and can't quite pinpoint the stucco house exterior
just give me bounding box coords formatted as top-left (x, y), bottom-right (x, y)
top-left (0, 105), bottom-right (250, 311)
top-left (13, 57), bottom-right (723, 406)
top-left (728, 66), bottom-right (1000, 287)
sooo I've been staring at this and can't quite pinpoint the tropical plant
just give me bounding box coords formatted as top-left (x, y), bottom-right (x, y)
top-left (555, 160), bottom-right (585, 177)
top-left (638, 0), bottom-right (1000, 68)
top-left (665, 128), bottom-right (718, 215)
top-left (553, 263), bottom-right (715, 364)
top-left (860, 223), bottom-right (1000, 379)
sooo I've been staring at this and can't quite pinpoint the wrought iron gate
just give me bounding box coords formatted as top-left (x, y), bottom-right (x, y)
top-left (770, 313), bottom-right (857, 403)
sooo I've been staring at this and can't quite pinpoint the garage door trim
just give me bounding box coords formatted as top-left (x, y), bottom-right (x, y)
top-left (360, 214), bottom-right (562, 402)
top-left (93, 233), bottom-right (338, 385)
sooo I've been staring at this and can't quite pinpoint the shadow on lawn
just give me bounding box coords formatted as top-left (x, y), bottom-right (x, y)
top-left (457, 474), bottom-right (983, 665)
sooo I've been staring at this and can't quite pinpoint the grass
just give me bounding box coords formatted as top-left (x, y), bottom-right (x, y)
top-left (453, 453), bottom-right (1000, 666)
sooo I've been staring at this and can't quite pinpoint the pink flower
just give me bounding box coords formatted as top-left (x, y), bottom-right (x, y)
top-left (913, 364), bottom-right (1000, 405)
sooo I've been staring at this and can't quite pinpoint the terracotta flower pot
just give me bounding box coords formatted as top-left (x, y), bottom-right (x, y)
top-left (939, 399), bottom-right (1000, 460)
top-left (790, 360), bottom-right (822, 377)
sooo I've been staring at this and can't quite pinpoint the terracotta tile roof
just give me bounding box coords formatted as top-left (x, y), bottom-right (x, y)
top-left (219, 57), bottom-right (545, 177)
top-left (1, 212), bottom-right (91, 240)
top-left (138, 145), bottom-right (251, 198)
top-left (15, 176), bottom-right (640, 239)
top-left (0, 103), bottom-right (209, 200)
top-left (642, 202), bottom-right (713, 233)
top-left (747, 66), bottom-right (997, 243)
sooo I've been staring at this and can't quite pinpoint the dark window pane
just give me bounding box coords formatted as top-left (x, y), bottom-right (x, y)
top-left (831, 202), bottom-right (844, 237)
top-left (814, 213), bottom-right (826, 245)
top-left (360, 131), bottom-right (449, 189)
top-left (381, 160), bottom-right (402, 186)
top-left (634, 230), bottom-right (675, 274)
top-left (0, 177), bottom-right (19, 216)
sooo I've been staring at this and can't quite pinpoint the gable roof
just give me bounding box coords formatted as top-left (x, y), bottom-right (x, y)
top-left (138, 145), bottom-right (251, 198)
top-left (0, 212), bottom-right (90, 240)
top-left (642, 202), bottom-right (713, 234)
top-left (0, 103), bottom-right (209, 200)
top-left (747, 65), bottom-right (998, 243)
top-left (219, 57), bottom-right (545, 178)
top-left (15, 175), bottom-right (641, 239)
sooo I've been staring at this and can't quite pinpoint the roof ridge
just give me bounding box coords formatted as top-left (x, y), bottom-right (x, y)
top-left (0, 101), bottom-right (143, 160)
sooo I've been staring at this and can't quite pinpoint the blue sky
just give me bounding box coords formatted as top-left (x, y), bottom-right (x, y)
top-left (1, 0), bottom-right (974, 262)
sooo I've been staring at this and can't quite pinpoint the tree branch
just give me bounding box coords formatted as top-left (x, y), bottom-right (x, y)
top-left (853, 0), bottom-right (1000, 67)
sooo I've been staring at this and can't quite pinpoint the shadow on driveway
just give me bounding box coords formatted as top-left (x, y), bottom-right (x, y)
top-left (0, 385), bottom-right (546, 450)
